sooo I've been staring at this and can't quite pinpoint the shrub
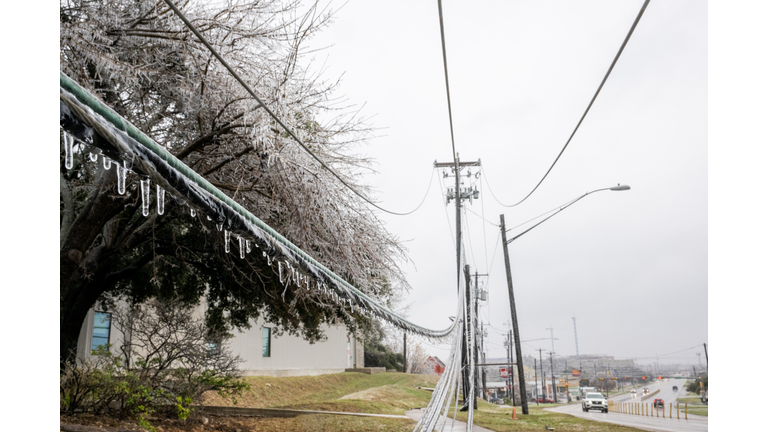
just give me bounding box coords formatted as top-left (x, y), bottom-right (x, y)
top-left (60, 299), bottom-right (249, 426)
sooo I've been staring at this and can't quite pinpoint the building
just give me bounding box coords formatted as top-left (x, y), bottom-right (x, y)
top-left (75, 296), bottom-right (364, 377)
top-left (426, 356), bottom-right (446, 375)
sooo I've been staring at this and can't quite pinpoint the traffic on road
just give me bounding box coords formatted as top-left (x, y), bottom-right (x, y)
top-left (547, 378), bottom-right (708, 432)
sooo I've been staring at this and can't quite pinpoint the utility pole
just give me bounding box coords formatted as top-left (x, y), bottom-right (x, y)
top-left (572, 316), bottom-right (580, 357)
top-left (549, 351), bottom-right (558, 403)
top-left (403, 332), bottom-right (407, 373)
top-left (473, 271), bottom-right (486, 401)
top-left (533, 358), bottom-right (540, 405)
top-left (481, 322), bottom-right (488, 400)
top-left (459, 264), bottom-right (477, 410)
top-left (538, 349), bottom-right (546, 400)
top-left (436, 158), bottom-right (480, 410)
top-left (703, 343), bottom-right (708, 369)
top-left (434, 158), bottom-right (481, 290)
top-left (499, 214), bottom-right (529, 414)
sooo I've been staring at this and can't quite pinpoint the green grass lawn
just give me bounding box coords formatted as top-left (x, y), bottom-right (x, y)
top-left (686, 407), bottom-right (708, 417)
top-left (446, 401), bottom-right (649, 432)
top-left (67, 372), bottom-right (675, 431)
top-left (201, 372), bottom-right (440, 415)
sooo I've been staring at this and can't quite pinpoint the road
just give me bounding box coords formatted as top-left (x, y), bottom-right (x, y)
top-left (548, 379), bottom-right (707, 432)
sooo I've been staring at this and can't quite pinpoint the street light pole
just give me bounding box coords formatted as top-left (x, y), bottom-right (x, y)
top-left (498, 184), bottom-right (629, 413)
top-left (500, 214), bottom-right (528, 414)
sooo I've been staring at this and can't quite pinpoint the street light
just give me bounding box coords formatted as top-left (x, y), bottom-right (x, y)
top-left (506, 185), bottom-right (631, 244)
top-left (498, 184), bottom-right (630, 414)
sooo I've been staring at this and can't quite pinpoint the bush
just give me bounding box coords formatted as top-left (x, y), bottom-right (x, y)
top-left (60, 299), bottom-right (249, 426)
top-left (686, 372), bottom-right (707, 394)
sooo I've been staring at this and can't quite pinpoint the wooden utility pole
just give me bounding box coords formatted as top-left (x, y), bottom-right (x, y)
top-left (403, 332), bottom-right (407, 373)
top-left (434, 159), bottom-right (480, 411)
top-left (481, 322), bottom-right (488, 400)
top-left (533, 358), bottom-right (540, 405)
top-left (538, 349), bottom-right (546, 400)
top-left (460, 264), bottom-right (477, 410)
top-left (500, 214), bottom-right (529, 414)
top-left (473, 271), bottom-right (487, 401)
top-left (549, 351), bottom-right (558, 403)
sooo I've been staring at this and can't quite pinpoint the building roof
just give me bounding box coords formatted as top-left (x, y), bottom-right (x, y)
top-left (428, 356), bottom-right (446, 367)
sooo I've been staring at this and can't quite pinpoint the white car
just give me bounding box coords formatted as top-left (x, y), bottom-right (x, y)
top-left (581, 392), bottom-right (608, 413)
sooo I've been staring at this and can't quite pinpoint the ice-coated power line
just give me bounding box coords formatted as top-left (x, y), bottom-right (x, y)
top-left (488, 0), bottom-right (652, 208)
top-left (160, 0), bottom-right (432, 216)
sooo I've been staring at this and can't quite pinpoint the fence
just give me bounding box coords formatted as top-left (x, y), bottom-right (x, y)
top-left (612, 400), bottom-right (690, 420)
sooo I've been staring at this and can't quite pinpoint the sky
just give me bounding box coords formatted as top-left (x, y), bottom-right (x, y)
top-left (303, 0), bottom-right (708, 366)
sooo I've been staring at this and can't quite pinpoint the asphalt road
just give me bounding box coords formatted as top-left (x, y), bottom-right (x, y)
top-left (548, 379), bottom-right (708, 432)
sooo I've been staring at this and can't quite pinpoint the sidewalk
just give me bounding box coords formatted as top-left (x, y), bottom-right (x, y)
top-left (405, 408), bottom-right (498, 432)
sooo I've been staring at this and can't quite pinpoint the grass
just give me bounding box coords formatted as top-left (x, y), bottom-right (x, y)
top-left (62, 412), bottom-right (416, 432)
top-left (67, 372), bottom-right (695, 431)
top-left (686, 407), bottom-right (708, 417)
top-left (674, 396), bottom-right (708, 417)
top-left (677, 396), bottom-right (703, 404)
top-left (200, 371), bottom-right (440, 415)
top-left (443, 400), bottom-right (649, 431)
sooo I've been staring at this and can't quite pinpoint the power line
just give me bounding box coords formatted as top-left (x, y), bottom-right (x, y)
top-left (436, 0), bottom-right (458, 163)
top-left (486, 230), bottom-right (502, 280)
top-left (437, 171), bottom-right (456, 248)
top-left (486, 0), bottom-right (652, 208)
top-left (161, 0), bottom-right (430, 216)
top-left (478, 174), bottom-right (491, 277)
top-left (462, 207), bottom-right (478, 270)
top-left (464, 205), bottom-right (499, 228)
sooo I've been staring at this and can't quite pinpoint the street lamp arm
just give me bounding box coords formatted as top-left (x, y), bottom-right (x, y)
top-left (506, 185), bottom-right (629, 244)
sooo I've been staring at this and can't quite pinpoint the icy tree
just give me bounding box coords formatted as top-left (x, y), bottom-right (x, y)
top-left (59, 0), bottom-right (408, 366)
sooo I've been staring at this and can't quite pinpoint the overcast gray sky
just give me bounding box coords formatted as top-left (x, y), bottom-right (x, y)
top-left (306, 0), bottom-right (707, 366)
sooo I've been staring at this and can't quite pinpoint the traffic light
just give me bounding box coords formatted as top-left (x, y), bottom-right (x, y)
top-left (642, 376), bottom-right (646, 380)
top-left (658, 376), bottom-right (663, 380)
top-left (565, 383), bottom-right (569, 388)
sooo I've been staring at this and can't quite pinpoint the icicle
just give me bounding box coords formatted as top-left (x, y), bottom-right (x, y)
top-left (63, 132), bottom-right (74, 169)
top-left (262, 251), bottom-right (267, 258)
top-left (239, 237), bottom-right (245, 259)
top-left (123, 158), bottom-right (133, 172)
top-left (102, 155), bottom-right (111, 170)
top-left (224, 230), bottom-right (230, 253)
top-left (207, 215), bottom-right (212, 221)
top-left (216, 223), bottom-right (223, 231)
top-left (156, 185), bottom-right (165, 215)
top-left (278, 261), bottom-right (284, 282)
top-left (245, 240), bottom-right (252, 253)
top-left (116, 164), bottom-right (127, 195)
top-left (140, 179), bottom-right (150, 216)
top-left (190, 208), bottom-right (196, 217)
top-left (266, 255), bottom-right (272, 266)
top-left (89, 152), bottom-right (98, 162)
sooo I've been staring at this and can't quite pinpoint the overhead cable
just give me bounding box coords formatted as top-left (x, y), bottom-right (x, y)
top-left (489, 0), bottom-right (651, 207)
top-left (436, 0), bottom-right (458, 163)
top-left (161, 0), bottom-right (428, 216)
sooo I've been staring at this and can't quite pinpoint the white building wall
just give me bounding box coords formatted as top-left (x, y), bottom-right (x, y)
top-left (229, 317), bottom-right (355, 377)
top-left (75, 298), bottom-right (359, 377)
